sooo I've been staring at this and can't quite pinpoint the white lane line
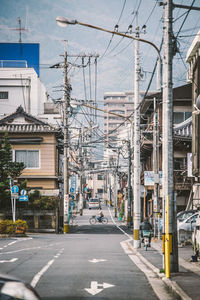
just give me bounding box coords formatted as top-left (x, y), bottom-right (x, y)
top-left (30, 248), bottom-right (64, 288)
top-left (1, 238), bottom-right (33, 249)
top-left (0, 258), bottom-right (18, 263)
top-left (0, 247), bottom-right (41, 255)
top-left (31, 259), bottom-right (55, 288)
top-left (108, 207), bottom-right (132, 239)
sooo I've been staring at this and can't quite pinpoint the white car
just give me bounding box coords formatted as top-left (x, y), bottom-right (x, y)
top-left (88, 198), bottom-right (100, 209)
top-left (178, 212), bottom-right (199, 232)
top-left (192, 213), bottom-right (200, 256)
top-left (178, 212), bottom-right (199, 244)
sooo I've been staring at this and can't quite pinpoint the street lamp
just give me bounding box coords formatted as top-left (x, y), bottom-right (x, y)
top-left (56, 16), bottom-right (162, 90)
top-left (56, 16), bottom-right (161, 248)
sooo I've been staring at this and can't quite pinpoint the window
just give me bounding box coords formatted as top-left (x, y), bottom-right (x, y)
top-left (97, 189), bottom-right (103, 194)
top-left (186, 214), bottom-right (198, 223)
top-left (98, 174), bottom-right (103, 180)
top-left (108, 116), bottom-right (122, 120)
top-left (174, 157), bottom-right (185, 170)
top-left (173, 112), bottom-right (192, 124)
top-left (109, 123), bottom-right (120, 127)
top-left (15, 150), bottom-right (39, 168)
top-left (0, 91), bottom-right (8, 100)
top-left (128, 96), bottom-right (133, 102)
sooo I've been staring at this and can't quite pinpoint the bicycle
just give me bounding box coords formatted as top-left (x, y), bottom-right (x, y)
top-left (142, 230), bottom-right (151, 251)
top-left (69, 214), bottom-right (78, 225)
top-left (89, 215), bottom-right (108, 225)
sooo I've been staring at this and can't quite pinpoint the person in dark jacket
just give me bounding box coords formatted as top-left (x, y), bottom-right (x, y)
top-left (140, 218), bottom-right (152, 244)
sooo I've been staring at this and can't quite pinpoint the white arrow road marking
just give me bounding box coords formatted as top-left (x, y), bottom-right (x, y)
top-left (85, 281), bottom-right (115, 295)
top-left (89, 258), bottom-right (107, 263)
top-left (0, 258), bottom-right (18, 263)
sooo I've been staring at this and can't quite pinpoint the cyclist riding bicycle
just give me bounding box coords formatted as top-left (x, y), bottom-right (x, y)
top-left (140, 218), bottom-right (152, 245)
top-left (97, 208), bottom-right (104, 222)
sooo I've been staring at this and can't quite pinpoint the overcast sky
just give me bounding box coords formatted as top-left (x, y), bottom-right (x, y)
top-left (1, 0), bottom-right (199, 107)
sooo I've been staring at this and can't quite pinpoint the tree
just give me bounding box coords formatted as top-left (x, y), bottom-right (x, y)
top-left (0, 133), bottom-right (25, 209)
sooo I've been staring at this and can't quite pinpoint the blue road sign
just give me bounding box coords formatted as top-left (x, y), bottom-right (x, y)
top-left (71, 195), bottom-right (75, 200)
top-left (70, 187), bottom-right (75, 193)
top-left (19, 195), bottom-right (29, 202)
top-left (20, 189), bottom-right (27, 196)
top-left (11, 185), bottom-right (19, 194)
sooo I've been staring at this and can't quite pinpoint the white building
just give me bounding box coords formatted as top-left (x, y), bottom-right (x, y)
top-left (0, 68), bottom-right (47, 118)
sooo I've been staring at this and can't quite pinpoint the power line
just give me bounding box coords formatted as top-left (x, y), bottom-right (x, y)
top-left (175, 0), bottom-right (196, 38)
top-left (104, 0), bottom-right (142, 59)
top-left (99, 0), bottom-right (127, 61)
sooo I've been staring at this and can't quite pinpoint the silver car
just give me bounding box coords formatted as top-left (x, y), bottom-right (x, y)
top-left (178, 212), bottom-right (199, 232)
top-left (178, 212), bottom-right (200, 244)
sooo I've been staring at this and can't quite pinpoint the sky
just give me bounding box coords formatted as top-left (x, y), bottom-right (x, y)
top-left (1, 0), bottom-right (199, 103)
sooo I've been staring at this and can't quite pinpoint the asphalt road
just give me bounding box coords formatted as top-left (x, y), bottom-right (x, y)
top-left (0, 206), bottom-right (169, 300)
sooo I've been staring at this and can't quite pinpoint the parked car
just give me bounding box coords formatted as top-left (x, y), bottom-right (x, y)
top-left (0, 273), bottom-right (40, 299)
top-left (178, 212), bottom-right (199, 231)
top-left (178, 212), bottom-right (199, 244)
top-left (177, 210), bottom-right (197, 222)
top-left (88, 198), bottom-right (100, 209)
top-left (192, 212), bottom-right (200, 256)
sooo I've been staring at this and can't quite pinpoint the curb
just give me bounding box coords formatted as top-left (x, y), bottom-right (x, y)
top-left (126, 240), bottom-right (191, 300)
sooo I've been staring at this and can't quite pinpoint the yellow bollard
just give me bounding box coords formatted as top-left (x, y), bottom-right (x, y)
top-left (64, 224), bottom-right (69, 233)
top-left (134, 229), bottom-right (139, 240)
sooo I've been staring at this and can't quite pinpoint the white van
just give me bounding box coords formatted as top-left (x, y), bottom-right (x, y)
top-left (88, 198), bottom-right (100, 210)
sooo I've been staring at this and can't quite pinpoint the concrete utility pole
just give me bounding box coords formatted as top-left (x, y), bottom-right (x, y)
top-left (63, 44), bottom-right (71, 234)
top-left (127, 140), bottom-right (132, 227)
top-left (133, 25), bottom-right (141, 249)
top-left (162, 0), bottom-right (178, 272)
top-left (153, 97), bottom-right (160, 238)
top-left (79, 128), bottom-right (84, 216)
top-left (113, 170), bottom-right (118, 218)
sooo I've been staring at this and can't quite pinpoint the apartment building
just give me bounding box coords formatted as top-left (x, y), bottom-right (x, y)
top-left (104, 91), bottom-right (153, 148)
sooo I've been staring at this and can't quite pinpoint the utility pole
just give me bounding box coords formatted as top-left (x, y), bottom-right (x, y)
top-left (63, 43), bottom-right (71, 234)
top-left (79, 128), bottom-right (84, 216)
top-left (127, 140), bottom-right (132, 227)
top-left (114, 169), bottom-right (117, 217)
top-left (153, 97), bottom-right (160, 238)
top-left (162, 0), bottom-right (178, 272)
top-left (133, 24), bottom-right (141, 249)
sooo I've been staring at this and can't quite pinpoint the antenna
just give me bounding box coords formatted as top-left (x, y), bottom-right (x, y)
top-left (10, 17), bottom-right (28, 43)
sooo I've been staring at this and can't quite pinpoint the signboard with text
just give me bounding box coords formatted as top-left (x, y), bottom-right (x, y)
top-left (144, 171), bottom-right (162, 186)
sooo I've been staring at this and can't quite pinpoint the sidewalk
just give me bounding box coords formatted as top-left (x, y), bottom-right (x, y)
top-left (131, 238), bottom-right (200, 300)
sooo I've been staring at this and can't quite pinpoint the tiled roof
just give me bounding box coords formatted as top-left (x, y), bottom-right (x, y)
top-left (0, 123), bottom-right (57, 133)
top-left (173, 117), bottom-right (192, 138)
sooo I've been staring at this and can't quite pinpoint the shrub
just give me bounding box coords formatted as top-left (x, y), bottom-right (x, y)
top-left (0, 219), bottom-right (28, 235)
